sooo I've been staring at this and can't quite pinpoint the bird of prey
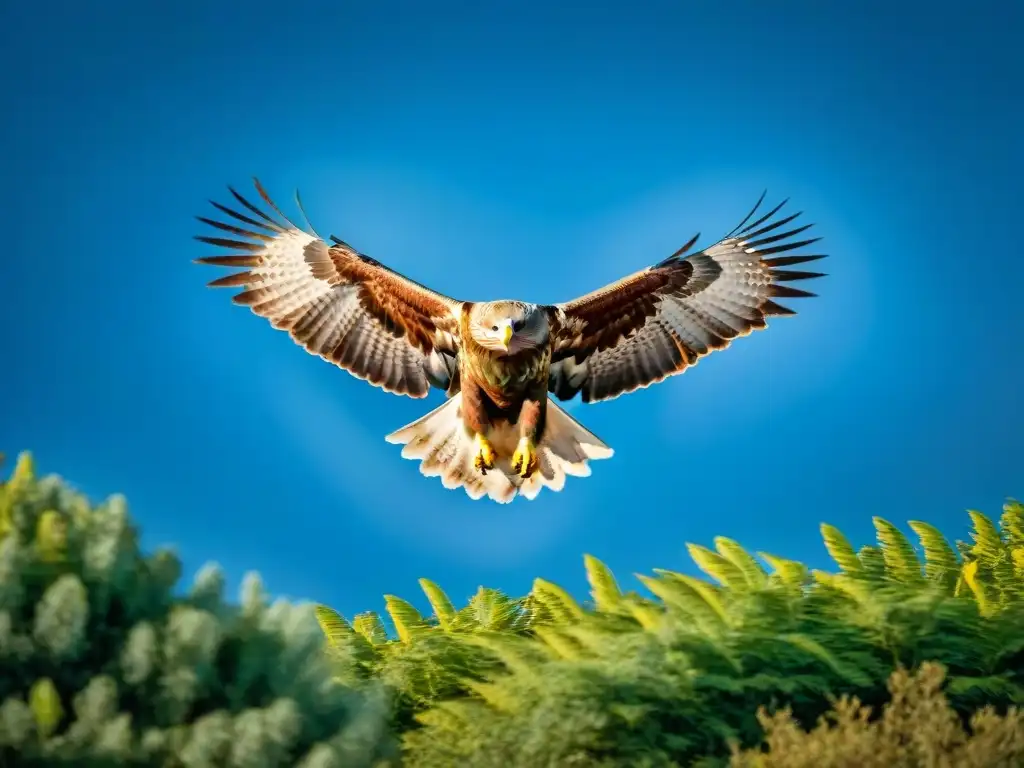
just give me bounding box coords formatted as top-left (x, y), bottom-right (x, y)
top-left (195, 181), bottom-right (826, 503)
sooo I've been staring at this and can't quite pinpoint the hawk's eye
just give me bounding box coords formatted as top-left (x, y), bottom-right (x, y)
top-left (491, 325), bottom-right (499, 332)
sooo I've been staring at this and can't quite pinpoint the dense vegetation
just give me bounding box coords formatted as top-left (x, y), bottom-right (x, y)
top-left (0, 453), bottom-right (397, 767)
top-left (2, 450), bottom-right (1022, 766)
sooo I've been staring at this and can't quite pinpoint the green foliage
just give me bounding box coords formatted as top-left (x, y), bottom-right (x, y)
top-left (315, 498), bottom-right (1024, 766)
top-left (730, 662), bottom-right (1024, 767)
top-left (0, 452), bottom-right (398, 767)
top-left (6, 450), bottom-right (1023, 766)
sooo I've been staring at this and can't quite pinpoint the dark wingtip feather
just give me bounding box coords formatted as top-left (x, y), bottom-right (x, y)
top-left (659, 232), bottom-right (701, 265)
top-left (206, 272), bottom-right (256, 288)
top-left (195, 215), bottom-right (271, 242)
top-left (762, 253), bottom-right (827, 268)
top-left (745, 221), bottom-right (813, 249)
top-left (227, 184), bottom-right (284, 230)
top-left (756, 237), bottom-right (822, 257)
top-left (252, 178), bottom-right (299, 230)
top-left (773, 270), bottom-right (827, 282)
top-left (194, 235), bottom-right (263, 252)
top-left (762, 299), bottom-right (797, 316)
top-left (770, 284), bottom-right (818, 299)
top-left (193, 255), bottom-right (261, 266)
top-left (294, 188), bottom-right (321, 238)
top-left (725, 191), bottom-right (768, 238)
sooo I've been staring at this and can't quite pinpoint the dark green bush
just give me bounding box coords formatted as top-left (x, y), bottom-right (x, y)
top-left (0, 452), bottom-right (398, 767)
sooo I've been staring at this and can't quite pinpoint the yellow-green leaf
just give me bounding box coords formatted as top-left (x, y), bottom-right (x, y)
top-left (820, 524), bottom-right (861, 575)
top-left (35, 511), bottom-right (68, 563)
top-left (463, 680), bottom-right (523, 714)
top-left (714, 537), bottom-right (767, 589)
top-left (353, 611), bottom-right (388, 645)
top-left (384, 595), bottom-right (426, 644)
top-left (531, 578), bottom-right (585, 623)
top-left (687, 543), bottom-right (746, 590)
top-left (760, 553), bottom-right (809, 587)
top-left (968, 510), bottom-right (1004, 561)
top-left (532, 626), bottom-right (583, 660)
top-left (908, 520), bottom-right (959, 589)
top-left (11, 451), bottom-right (35, 488)
top-left (418, 579), bottom-right (456, 632)
top-left (583, 554), bottom-right (623, 612)
top-left (643, 570), bottom-right (729, 628)
top-left (873, 517), bottom-right (924, 584)
top-left (29, 678), bottom-right (64, 739)
top-left (962, 560), bottom-right (993, 615)
top-left (626, 598), bottom-right (664, 631)
top-left (314, 605), bottom-right (355, 650)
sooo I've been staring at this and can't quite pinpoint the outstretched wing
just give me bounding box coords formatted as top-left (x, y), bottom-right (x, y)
top-left (195, 180), bottom-right (463, 398)
top-left (546, 193), bottom-right (827, 403)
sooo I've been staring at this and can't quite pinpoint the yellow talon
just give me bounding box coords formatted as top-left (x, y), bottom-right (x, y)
top-left (511, 437), bottom-right (539, 479)
top-left (473, 433), bottom-right (497, 474)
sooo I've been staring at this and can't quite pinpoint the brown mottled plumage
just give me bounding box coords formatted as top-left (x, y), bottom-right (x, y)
top-left (195, 180), bottom-right (827, 503)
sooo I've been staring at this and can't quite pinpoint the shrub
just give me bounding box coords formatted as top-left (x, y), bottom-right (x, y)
top-left (0, 452), bottom-right (398, 767)
top-left (316, 501), bottom-right (1024, 766)
top-left (6, 449), bottom-right (1022, 766)
top-left (731, 662), bottom-right (1024, 767)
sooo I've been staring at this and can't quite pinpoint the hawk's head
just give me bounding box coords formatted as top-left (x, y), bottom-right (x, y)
top-left (468, 301), bottom-right (548, 356)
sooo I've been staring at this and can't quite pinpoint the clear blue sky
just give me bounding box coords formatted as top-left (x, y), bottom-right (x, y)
top-left (2, 1), bottom-right (1021, 621)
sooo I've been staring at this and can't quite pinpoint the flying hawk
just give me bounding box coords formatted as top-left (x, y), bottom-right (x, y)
top-left (195, 181), bottom-right (826, 503)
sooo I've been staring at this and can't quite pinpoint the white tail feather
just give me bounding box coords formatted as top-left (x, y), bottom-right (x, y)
top-left (384, 394), bottom-right (613, 503)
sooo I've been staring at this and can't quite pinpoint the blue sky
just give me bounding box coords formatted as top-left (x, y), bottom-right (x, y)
top-left (2, 1), bottom-right (1021, 622)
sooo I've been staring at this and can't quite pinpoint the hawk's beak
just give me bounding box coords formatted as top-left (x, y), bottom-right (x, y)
top-left (501, 323), bottom-right (514, 350)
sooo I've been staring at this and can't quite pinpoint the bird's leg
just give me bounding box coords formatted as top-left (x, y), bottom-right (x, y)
top-left (511, 392), bottom-right (544, 479)
top-left (462, 378), bottom-right (497, 475)
top-left (473, 432), bottom-right (497, 474)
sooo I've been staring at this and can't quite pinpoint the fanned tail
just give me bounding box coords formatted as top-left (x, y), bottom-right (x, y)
top-left (384, 395), bottom-right (613, 503)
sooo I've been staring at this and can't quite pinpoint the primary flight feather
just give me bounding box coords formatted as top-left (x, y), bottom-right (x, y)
top-left (195, 180), bottom-right (826, 503)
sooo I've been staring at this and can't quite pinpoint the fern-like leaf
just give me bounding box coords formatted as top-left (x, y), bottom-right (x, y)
top-left (1012, 548), bottom-right (1024, 571)
top-left (463, 680), bottom-right (525, 714)
top-left (314, 605), bottom-right (355, 649)
top-left (460, 632), bottom-right (548, 677)
top-left (532, 626), bottom-right (584, 660)
top-left (968, 510), bottom-right (1005, 562)
top-left (467, 587), bottom-right (524, 631)
top-left (962, 560), bottom-right (993, 616)
top-left (687, 543), bottom-right (747, 590)
top-left (626, 597), bottom-right (664, 631)
top-left (384, 595), bottom-right (426, 644)
top-left (531, 578), bottom-right (585, 623)
top-left (1000, 500), bottom-right (1024, 548)
top-left (583, 554), bottom-right (623, 612)
top-left (812, 571), bottom-right (875, 607)
top-left (908, 520), bottom-right (959, 590)
top-left (857, 545), bottom-right (887, 580)
top-left (760, 553), bottom-right (809, 588)
top-left (820, 523), bottom-right (862, 575)
top-left (776, 633), bottom-right (873, 688)
top-left (418, 578), bottom-right (456, 632)
top-left (714, 537), bottom-right (767, 589)
top-left (353, 611), bottom-right (389, 645)
top-left (873, 517), bottom-right (924, 585)
top-left (648, 570), bottom-right (730, 627)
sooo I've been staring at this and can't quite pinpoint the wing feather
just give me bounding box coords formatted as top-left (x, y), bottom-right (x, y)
top-left (547, 193), bottom-right (827, 403)
top-left (195, 179), bottom-right (463, 398)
